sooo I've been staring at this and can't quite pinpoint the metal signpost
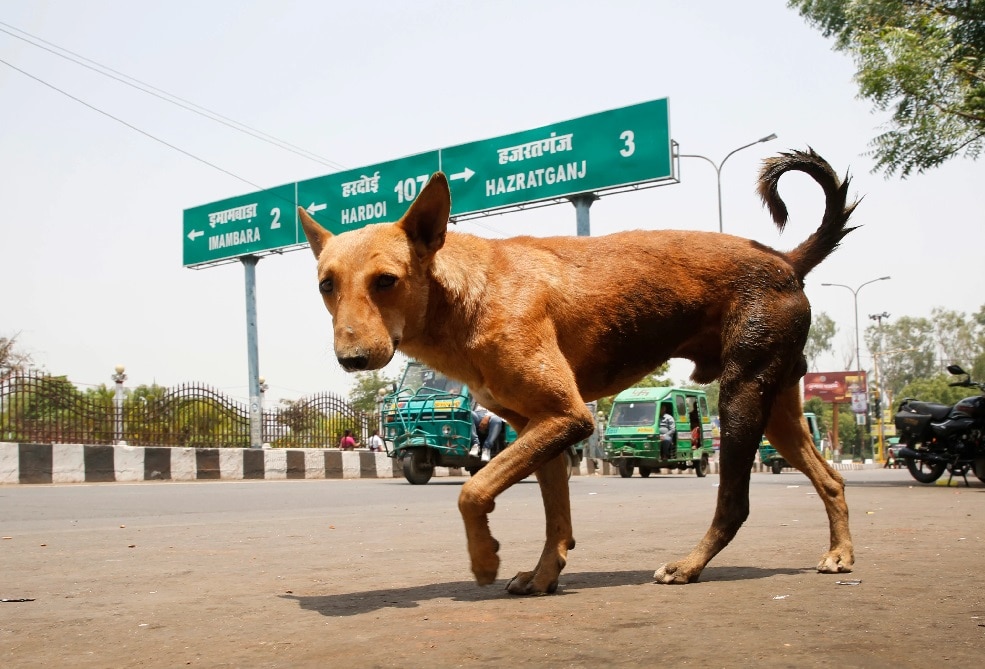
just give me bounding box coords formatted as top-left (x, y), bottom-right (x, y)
top-left (184, 99), bottom-right (675, 447)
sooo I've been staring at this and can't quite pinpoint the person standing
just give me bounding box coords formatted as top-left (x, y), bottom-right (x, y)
top-left (339, 429), bottom-right (357, 450)
top-left (659, 404), bottom-right (676, 460)
top-left (368, 429), bottom-right (385, 452)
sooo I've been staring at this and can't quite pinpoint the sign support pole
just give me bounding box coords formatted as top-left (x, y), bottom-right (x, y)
top-left (242, 255), bottom-right (263, 449)
top-left (569, 193), bottom-right (599, 237)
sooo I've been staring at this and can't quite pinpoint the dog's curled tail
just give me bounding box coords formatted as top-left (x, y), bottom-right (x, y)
top-left (758, 148), bottom-right (860, 280)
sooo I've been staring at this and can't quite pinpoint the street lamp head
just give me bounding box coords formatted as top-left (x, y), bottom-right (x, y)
top-left (114, 364), bottom-right (125, 375)
top-left (759, 133), bottom-right (778, 143)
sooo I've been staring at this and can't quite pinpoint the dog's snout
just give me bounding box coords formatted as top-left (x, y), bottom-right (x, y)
top-left (338, 355), bottom-right (370, 371)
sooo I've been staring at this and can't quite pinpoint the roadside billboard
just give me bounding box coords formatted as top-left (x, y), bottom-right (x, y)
top-left (804, 371), bottom-right (868, 407)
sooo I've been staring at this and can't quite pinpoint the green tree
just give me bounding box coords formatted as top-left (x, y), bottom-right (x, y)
top-left (897, 372), bottom-right (972, 404)
top-left (348, 370), bottom-right (397, 413)
top-left (789, 0), bottom-right (985, 176)
top-left (805, 311), bottom-right (838, 371)
top-left (972, 305), bottom-right (985, 378)
top-left (868, 315), bottom-right (937, 399)
top-left (1, 333), bottom-right (33, 382)
top-left (929, 306), bottom-right (983, 369)
top-left (806, 396), bottom-right (864, 458)
top-left (2, 375), bottom-right (82, 442)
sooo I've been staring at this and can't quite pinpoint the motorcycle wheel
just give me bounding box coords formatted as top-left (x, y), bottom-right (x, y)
top-left (974, 456), bottom-right (985, 483)
top-left (904, 456), bottom-right (945, 484)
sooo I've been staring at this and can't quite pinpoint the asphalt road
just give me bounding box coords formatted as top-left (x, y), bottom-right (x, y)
top-left (1, 468), bottom-right (982, 667)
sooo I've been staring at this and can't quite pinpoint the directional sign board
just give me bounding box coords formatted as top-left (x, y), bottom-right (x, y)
top-left (183, 98), bottom-right (672, 267)
top-left (182, 183), bottom-right (298, 267)
top-left (296, 151), bottom-right (440, 236)
top-left (443, 98), bottom-right (671, 217)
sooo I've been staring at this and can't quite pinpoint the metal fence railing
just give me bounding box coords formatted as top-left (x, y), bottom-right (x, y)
top-left (0, 372), bottom-right (373, 448)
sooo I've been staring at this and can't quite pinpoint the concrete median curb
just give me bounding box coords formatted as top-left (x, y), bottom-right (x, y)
top-left (0, 442), bottom-right (407, 484)
top-left (0, 442), bottom-right (877, 485)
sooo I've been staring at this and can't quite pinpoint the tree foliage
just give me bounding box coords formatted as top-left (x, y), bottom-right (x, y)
top-left (789, 0), bottom-right (985, 176)
top-left (1, 333), bottom-right (33, 382)
top-left (897, 372), bottom-right (974, 404)
top-left (805, 311), bottom-right (838, 371)
top-left (348, 370), bottom-right (398, 413)
top-left (864, 306), bottom-right (985, 403)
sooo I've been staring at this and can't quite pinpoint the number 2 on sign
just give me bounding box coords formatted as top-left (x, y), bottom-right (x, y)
top-left (394, 175), bottom-right (430, 204)
top-left (270, 207), bottom-right (281, 229)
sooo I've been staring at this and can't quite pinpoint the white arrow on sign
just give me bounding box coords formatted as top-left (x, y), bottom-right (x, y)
top-left (187, 229), bottom-right (204, 241)
top-left (306, 202), bottom-right (327, 215)
top-left (449, 167), bottom-right (475, 183)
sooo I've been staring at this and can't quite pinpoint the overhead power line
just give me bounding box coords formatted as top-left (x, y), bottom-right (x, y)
top-left (0, 56), bottom-right (269, 194)
top-left (0, 21), bottom-right (348, 171)
top-left (0, 22), bottom-right (512, 237)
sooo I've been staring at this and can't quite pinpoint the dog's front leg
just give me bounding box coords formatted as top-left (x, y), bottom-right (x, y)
top-left (505, 452), bottom-right (573, 595)
top-left (459, 408), bottom-right (592, 593)
top-left (458, 475), bottom-right (501, 587)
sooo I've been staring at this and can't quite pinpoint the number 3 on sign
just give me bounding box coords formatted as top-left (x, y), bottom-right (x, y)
top-left (619, 130), bottom-right (635, 157)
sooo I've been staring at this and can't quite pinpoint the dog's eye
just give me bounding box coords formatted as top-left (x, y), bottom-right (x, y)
top-left (375, 274), bottom-right (397, 290)
top-left (318, 278), bottom-right (334, 294)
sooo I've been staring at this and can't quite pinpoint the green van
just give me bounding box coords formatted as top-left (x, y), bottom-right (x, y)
top-left (758, 412), bottom-right (821, 474)
top-left (603, 386), bottom-right (713, 478)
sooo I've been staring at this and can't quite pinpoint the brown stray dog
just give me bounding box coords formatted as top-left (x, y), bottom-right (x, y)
top-left (299, 149), bottom-right (858, 594)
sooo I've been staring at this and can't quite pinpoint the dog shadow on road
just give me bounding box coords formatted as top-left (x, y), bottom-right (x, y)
top-left (282, 566), bottom-right (811, 617)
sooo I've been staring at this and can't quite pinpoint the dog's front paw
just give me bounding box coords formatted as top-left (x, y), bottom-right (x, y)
top-left (653, 561), bottom-right (700, 585)
top-left (470, 538), bottom-right (500, 586)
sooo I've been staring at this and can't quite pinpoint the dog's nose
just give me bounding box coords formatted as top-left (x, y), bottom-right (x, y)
top-left (338, 355), bottom-right (370, 371)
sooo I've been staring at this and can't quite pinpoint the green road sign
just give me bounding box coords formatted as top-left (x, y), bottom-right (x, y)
top-left (296, 151), bottom-right (440, 235)
top-left (441, 98), bottom-right (671, 217)
top-left (183, 184), bottom-right (298, 266)
top-left (184, 99), bottom-right (672, 267)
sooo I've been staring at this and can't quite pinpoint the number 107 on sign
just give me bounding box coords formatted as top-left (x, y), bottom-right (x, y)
top-left (394, 175), bottom-right (431, 203)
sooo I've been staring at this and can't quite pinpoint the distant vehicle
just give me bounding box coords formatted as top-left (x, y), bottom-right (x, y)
top-left (381, 361), bottom-right (581, 484)
top-left (603, 386), bottom-right (713, 477)
top-left (884, 437), bottom-right (904, 468)
top-left (381, 361), bottom-right (515, 484)
top-left (894, 364), bottom-right (985, 485)
top-left (759, 412), bottom-right (822, 474)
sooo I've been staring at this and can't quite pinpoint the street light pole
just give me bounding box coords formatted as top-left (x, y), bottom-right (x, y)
top-left (680, 133), bottom-right (778, 233)
top-left (821, 276), bottom-right (891, 459)
top-left (868, 312), bottom-right (890, 462)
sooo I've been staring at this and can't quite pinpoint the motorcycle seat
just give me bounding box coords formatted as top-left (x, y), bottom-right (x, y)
top-left (903, 401), bottom-right (952, 421)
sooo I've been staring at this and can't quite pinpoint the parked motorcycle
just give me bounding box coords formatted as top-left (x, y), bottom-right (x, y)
top-left (894, 364), bottom-right (985, 485)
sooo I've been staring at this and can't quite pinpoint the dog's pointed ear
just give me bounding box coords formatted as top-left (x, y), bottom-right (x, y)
top-left (398, 172), bottom-right (451, 261)
top-left (299, 206), bottom-right (333, 258)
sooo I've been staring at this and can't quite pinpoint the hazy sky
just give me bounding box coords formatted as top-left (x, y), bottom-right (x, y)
top-left (2, 0), bottom-right (983, 405)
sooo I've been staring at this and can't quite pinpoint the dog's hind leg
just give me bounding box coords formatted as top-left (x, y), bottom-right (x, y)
top-left (654, 372), bottom-right (769, 584)
top-left (765, 386), bottom-right (854, 573)
top-left (505, 452), bottom-right (574, 595)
